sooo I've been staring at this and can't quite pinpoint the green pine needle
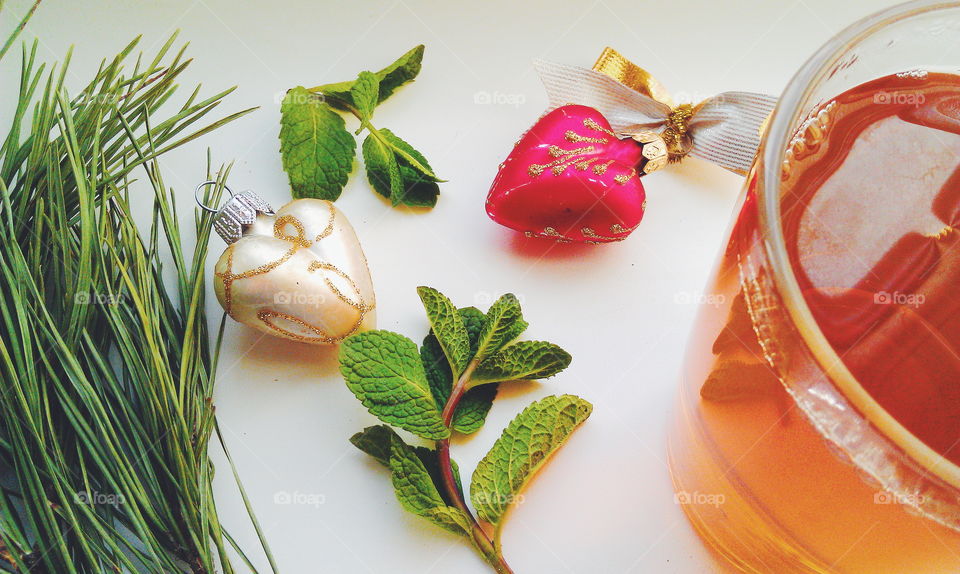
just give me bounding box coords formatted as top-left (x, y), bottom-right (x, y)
top-left (0, 6), bottom-right (271, 574)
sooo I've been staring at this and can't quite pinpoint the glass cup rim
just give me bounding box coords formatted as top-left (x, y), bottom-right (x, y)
top-left (759, 0), bottom-right (960, 489)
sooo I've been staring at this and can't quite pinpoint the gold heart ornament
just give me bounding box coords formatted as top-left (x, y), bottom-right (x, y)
top-left (200, 184), bottom-right (376, 344)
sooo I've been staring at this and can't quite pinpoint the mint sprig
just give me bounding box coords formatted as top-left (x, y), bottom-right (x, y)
top-left (279, 45), bottom-right (441, 207)
top-left (338, 287), bottom-right (591, 573)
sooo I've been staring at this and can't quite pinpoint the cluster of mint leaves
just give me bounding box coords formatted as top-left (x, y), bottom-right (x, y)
top-left (338, 287), bottom-right (592, 573)
top-left (279, 45), bottom-right (443, 208)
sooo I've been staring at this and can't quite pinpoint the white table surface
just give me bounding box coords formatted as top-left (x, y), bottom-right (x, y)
top-left (1, 0), bottom-right (903, 572)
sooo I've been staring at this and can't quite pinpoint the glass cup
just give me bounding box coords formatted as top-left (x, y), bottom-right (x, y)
top-left (668, 1), bottom-right (960, 572)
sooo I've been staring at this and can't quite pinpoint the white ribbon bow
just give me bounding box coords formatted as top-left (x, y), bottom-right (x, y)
top-left (534, 58), bottom-right (778, 175)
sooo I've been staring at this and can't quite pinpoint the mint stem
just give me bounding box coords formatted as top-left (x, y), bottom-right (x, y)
top-left (441, 360), bottom-right (476, 426)
top-left (437, 362), bottom-right (513, 574)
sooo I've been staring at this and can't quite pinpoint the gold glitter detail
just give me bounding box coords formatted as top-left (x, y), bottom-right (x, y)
top-left (529, 157), bottom-right (570, 176)
top-left (593, 160), bottom-right (615, 175)
top-left (315, 206), bottom-right (336, 240)
top-left (548, 145), bottom-right (595, 158)
top-left (273, 203), bottom-right (335, 246)
top-left (580, 226), bottom-right (629, 242)
top-left (273, 215), bottom-right (309, 246)
top-left (530, 226), bottom-right (573, 243)
top-left (217, 246), bottom-right (237, 314)
top-left (216, 243), bottom-right (300, 315)
top-left (575, 158), bottom-right (598, 171)
top-left (565, 130), bottom-right (608, 144)
top-left (307, 261), bottom-right (374, 313)
top-left (257, 310), bottom-right (356, 344)
top-left (610, 223), bottom-right (640, 235)
top-left (614, 169), bottom-right (636, 185)
top-left (257, 261), bottom-right (374, 344)
top-left (583, 117), bottom-right (616, 136)
top-left (530, 145), bottom-right (597, 177)
top-left (552, 159), bottom-right (583, 176)
top-left (528, 122), bottom-right (616, 178)
top-left (523, 226), bottom-right (582, 243)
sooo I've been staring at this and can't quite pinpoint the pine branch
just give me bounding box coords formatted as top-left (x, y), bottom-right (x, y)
top-left (0, 5), bottom-right (270, 572)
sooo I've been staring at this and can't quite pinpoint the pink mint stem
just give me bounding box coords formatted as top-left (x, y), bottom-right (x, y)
top-left (437, 363), bottom-right (513, 574)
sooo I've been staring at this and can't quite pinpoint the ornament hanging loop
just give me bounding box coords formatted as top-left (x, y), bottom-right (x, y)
top-left (195, 180), bottom-right (236, 213)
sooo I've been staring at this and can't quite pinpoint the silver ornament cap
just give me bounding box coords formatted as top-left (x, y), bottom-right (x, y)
top-left (196, 181), bottom-right (275, 244)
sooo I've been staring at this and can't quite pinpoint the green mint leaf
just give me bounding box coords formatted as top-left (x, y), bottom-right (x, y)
top-left (413, 445), bottom-right (463, 506)
top-left (421, 506), bottom-right (472, 536)
top-left (422, 307), bottom-right (486, 403)
top-left (351, 71), bottom-right (380, 121)
top-left (362, 129), bottom-right (440, 207)
top-left (390, 436), bottom-right (445, 511)
top-left (423, 333), bottom-right (498, 434)
top-left (421, 332), bottom-right (451, 407)
top-left (350, 425), bottom-right (463, 506)
top-left (374, 44), bottom-right (425, 103)
top-left (313, 44), bottom-right (424, 109)
top-left (421, 307), bottom-right (495, 434)
top-left (459, 306), bottom-right (487, 354)
top-left (470, 395), bottom-right (592, 525)
top-left (349, 425), bottom-right (394, 466)
top-left (339, 331), bottom-right (449, 440)
top-left (417, 287), bottom-right (471, 379)
top-left (279, 86), bottom-right (355, 200)
top-left (389, 435), bottom-right (469, 536)
top-left (361, 132), bottom-right (404, 204)
top-left (380, 128), bottom-right (443, 182)
top-left (395, 163), bottom-right (440, 207)
top-left (474, 294), bottom-right (528, 363)
top-left (471, 341), bottom-right (572, 386)
top-left (449, 385), bottom-right (498, 434)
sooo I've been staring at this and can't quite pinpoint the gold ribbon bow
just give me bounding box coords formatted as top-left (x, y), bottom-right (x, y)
top-left (535, 48), bottom-right (777, 176)
top-left (592, 47), bottom-right (696, 164)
